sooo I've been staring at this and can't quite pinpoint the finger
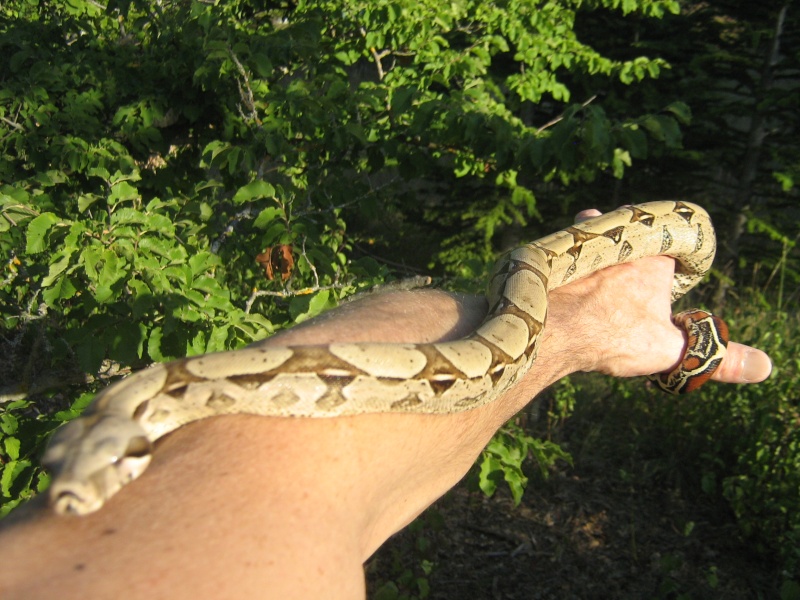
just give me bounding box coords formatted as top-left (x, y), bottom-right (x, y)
top-left (711, 342), bottom-right (772, 384)
top-left (575, 208), bottom-right (602, 223)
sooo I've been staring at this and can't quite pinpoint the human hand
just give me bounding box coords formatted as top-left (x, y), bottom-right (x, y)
top-left (541, 209), bottom-right (772, 385)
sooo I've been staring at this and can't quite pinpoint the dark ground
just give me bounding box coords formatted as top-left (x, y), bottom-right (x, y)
top-left (366, 396), bottom-right (783, 600)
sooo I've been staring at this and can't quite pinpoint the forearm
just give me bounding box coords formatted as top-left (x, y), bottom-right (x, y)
top-left (202, 288), bottom-right (580, 555)
top-left (0, 289), bottom-right (571, 600)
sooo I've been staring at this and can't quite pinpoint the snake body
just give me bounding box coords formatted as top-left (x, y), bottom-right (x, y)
top-left (43, 201), bottom-right (725, 515)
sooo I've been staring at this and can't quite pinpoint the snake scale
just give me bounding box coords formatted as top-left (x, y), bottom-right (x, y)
top-left (43, 201), bottom-right (728, 515)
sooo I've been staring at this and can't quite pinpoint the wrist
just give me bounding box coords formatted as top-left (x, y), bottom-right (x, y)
top-left (539, 288), bottom-right (598, 377)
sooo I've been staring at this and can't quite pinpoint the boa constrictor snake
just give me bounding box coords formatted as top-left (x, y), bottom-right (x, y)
top-left (43, 201), bottom-right (729, 516)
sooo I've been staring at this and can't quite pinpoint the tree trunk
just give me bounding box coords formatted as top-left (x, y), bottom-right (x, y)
top-left (713, 3), bottom-right (789, 308)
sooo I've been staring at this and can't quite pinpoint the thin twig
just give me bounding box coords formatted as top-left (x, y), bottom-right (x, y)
top-left (359, 27), bottom-right (392, 81)
top-left (1, 116), bottom-right (24, 131)
top-left (369, 46), bottom-right (391, 81)
top-left (299, 237), bottom-right (320, 288)
top-left (536, 94), bottom-right (597, 133)
top-left (244, 281), bottom-right (351, 314)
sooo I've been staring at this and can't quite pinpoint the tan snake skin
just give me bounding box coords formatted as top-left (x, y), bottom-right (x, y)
top-left (42, 201), bottom-right (723, 515)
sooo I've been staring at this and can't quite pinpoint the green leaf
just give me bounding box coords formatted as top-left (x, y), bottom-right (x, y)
top-left (1, 460), bottom-right (31, 497)
top-left (4, 437), bottom-right (21, 461)
top-left (289, 290), bottom-right (333, 323)
top-left (391, 86), bottom-right (416, 115)
top-left (143, 213), bottom-right (175, 235)
top-left (102, 321), bottom-right (143, 365)
top-left (78, 193), bottom-right (102, 212)
top-left (254, 206), bottom-right (283, 229)
top-left (203, 290), bottom-right (233, 311)
top-left (242, 313), bottom-right (274, 339)
top-left (34, 170), bottom-right (68, 187)
top-left (0, 411), bottom-right (19, 435)
top-left (612, 148), bottom-right (632, 178)
top-left (478, 455), bottom-right (501, 497)
top-left (111, 207), bottom-right (147, 226)
top-left (188, 251), bottom-right (220, 276)
top-left (307, 289), bottom-right (331, 316)
top-left (373, 581), bottom-right (400, 600)
top-left (233, 180), bottom-right (276, 204)
top-left (207, 325), bottom-right (230, 352)
top-left (97, 250), bottom-right (124, 287)
top-left (25, 212), bottom-right (59, 254)
top-left (148, 326), bottom-right (165, 362)
top-left (54, 391), bottom-right (96, 422)
top-left (43, 275), bottom-right (78, 306)
top-left (76, 335), bottom-right (108, 373)
top-left (108, 181), bottom-right (139, 204)
top-left (138, 236), bottom-right (180, 260)
top-left (252, 54), bottom-right (273, 77)
top-left (642, 115), bottom-right (682, 148)
top-left (163, 265), bottom-right (191, 287)
top-left (774, 172), bottom-right (794, 192)
top-left (41, 254), bottom-right (71, 287)
top-left (619, 124), bottom-right (648, 159)
top-left (664, 101), bottom-right (692, 125)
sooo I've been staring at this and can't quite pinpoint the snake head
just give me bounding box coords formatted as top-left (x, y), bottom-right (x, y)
top-left (42, 414), bottom-right (153, 516)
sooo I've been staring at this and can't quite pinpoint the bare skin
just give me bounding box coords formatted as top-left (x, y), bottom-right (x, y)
top-left (0, 251), bottom-right (771, 600)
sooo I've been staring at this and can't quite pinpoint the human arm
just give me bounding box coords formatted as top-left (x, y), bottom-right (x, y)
top-left (0, 256), bottom-right (771, 600)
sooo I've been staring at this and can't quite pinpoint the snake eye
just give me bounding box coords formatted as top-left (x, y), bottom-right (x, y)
top-left (124, 436), bottom-right (152, 459)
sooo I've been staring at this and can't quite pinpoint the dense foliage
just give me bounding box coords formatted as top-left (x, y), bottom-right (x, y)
top-left (1, 0), bottom-right (798, 591)
top-left (0, 0), bottom-right (684, 506)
